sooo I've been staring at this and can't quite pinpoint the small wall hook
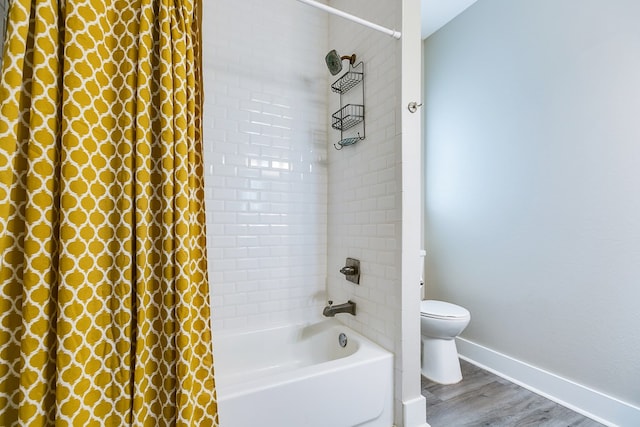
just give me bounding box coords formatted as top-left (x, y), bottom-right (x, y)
top-left (407, 101), bottom-right (423, 113)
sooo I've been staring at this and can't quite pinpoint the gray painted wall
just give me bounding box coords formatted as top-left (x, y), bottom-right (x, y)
top-left (0, 0), bottom-right (7, 65)
top-left (423, 0), bottom-right (640, 406)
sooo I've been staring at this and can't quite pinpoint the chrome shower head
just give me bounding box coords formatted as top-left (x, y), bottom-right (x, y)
top-left (325, 50), bottom-right (356, 75)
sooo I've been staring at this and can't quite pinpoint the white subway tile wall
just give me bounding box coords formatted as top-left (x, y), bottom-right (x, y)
top-left (202, 1), bottom-right (329, 331)
top-left (327, 0), bottom-right (402, 353)
top-left (203, 7), bottom-right (405, 420)
top-left (327, 1), bottom-right (403, 423)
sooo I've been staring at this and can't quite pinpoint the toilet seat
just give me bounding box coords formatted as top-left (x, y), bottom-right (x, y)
top-left (420, 300), bottom-right (470, 320)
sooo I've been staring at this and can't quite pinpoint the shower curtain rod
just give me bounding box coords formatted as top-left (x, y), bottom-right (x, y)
top-left (295, 0), bottom-right (402, 40)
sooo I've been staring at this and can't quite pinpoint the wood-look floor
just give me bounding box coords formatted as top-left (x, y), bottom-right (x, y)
top-left (422, 359), bottom-right (605, 427)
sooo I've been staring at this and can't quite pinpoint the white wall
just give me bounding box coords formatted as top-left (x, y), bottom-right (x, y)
top-left (424, 0), bottom-right (640, 410)
top-left (202, 0), bottom-right (329, 331)
top-left (400, 1), bottom-right (427, 425)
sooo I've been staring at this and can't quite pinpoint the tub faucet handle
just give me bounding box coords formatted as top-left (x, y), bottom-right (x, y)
top-left (339, 258), bottom-right (360, 284)
top-left (339, 266), bottom-right (357, 275)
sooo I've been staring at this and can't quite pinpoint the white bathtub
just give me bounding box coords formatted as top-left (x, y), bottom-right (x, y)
top-left (214, 319), bottom-right (394, 427)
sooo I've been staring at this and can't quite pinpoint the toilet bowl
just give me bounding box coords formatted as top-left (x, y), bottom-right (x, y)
top-left (420, 300), bottom-right (470, 384)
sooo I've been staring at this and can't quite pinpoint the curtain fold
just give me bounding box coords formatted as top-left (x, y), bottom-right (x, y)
top-left (0, 0), bottom-right (217, 425)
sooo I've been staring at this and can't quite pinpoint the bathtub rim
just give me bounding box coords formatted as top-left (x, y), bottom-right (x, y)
top-left (213, 318), bottom-right (394, 401)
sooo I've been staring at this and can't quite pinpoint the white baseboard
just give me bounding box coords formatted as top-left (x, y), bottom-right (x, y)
top-left (403, 395), bottom-right (428, 427)
top-left (456, 337), bottom-right (640, 427)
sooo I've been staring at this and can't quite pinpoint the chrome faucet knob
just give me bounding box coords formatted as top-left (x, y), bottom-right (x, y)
top-left (328, 300), bottom-right (333, 306)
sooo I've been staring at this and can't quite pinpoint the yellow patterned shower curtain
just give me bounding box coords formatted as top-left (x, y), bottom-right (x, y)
top-left (0, 0), bottom-right (218, 425)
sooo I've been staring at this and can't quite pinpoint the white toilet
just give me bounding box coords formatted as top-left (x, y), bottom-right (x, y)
top-left (420, 299), bottom-right (470, 384)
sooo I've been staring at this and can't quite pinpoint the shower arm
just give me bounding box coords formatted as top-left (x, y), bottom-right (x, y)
top-left (295, 0), bottom-right (402, 40)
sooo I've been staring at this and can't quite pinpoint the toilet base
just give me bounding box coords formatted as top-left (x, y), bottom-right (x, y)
top-left (421, 336), bottom-right (463, 385)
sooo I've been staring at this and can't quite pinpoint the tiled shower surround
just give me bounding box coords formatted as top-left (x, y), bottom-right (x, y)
top-left (327, 0), bottom-right (401, 352)
top-left (202, 1), bottom-right (329, 330)
top-left (203, 4), bottom-right (404, 414)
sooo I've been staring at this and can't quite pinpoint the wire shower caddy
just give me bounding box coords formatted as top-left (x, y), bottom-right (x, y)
top-left (331, 61), bottom-right (365, 150)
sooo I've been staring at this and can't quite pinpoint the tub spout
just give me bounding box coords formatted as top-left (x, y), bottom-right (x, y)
top-left (323, 300), bottom-right (356, 317)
